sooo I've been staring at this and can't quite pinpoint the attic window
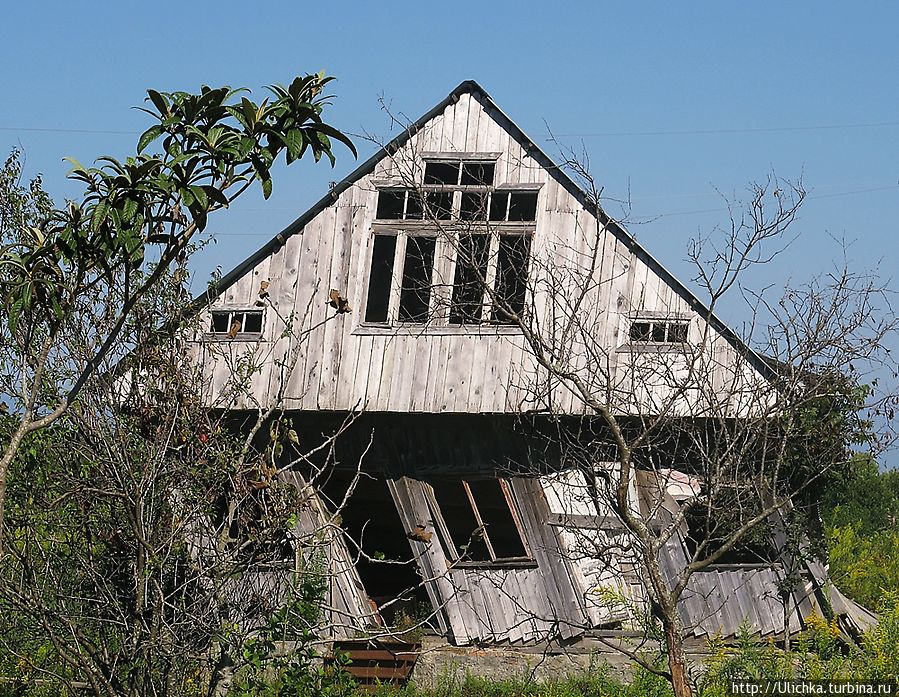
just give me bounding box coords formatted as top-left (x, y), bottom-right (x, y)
top-left (429, 479), bottom-right (530, 564)
top-left (629, 319), bottom-right (689, 344)
top-left (376, 189), bottom-right (452, 221)
top-left (424, 160), bottom-right (495, 187)
top-left (209, 309), bottom-right (264, 338)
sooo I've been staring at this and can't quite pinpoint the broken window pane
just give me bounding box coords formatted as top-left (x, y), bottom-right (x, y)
top-left (460, 162), bottom-right (495, 186)
top-left (492, 235), bottom-right (531, 324)
top-left (450, 234), bottom-right (490, 324)
top-left (376, 190), bottom-right (406, 220)
top-left (651, 322), bottom-right (667, 342)
top-left (404, 191), bottom-right (424, 220)
top-left (466, 480), bottom-right (528, 559)
top-left (630, 322), bottom-right (652, 342)
top-left (424, 162), bottom-right (459, 185)
top-left (398, 236), bottom-right (435, 323)
top-left (242, 311), bottom-right (263, 334)
top-left (460, 192), bottom-right (488, 221)
top-left (211, 311), bottom-right (231, 333)
top-left (365, 234), bottom-right (397, 323)
top-left (489, 191), bottom-right (509, 221)
top-left (507, 191), bottom-right (538, 221)
top-left (683, 499), bottom-right (776, 565)
top-left (431, 481), bottom-right (490, 561)
top-left (425, 191), bottom-right (453, 220)
top-left (667, 322), bottom-right (688, 343)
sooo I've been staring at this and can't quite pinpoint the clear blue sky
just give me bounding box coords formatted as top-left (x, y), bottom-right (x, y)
top-left (3, 1), bottom-right (898, 455)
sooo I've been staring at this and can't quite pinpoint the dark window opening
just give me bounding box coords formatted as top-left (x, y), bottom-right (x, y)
top-left (667, 322), bottom-right (689, 343)
top-left (316, 469), bottom-right (431, 625)
top-left (507, 192), bottom-right (538, 221)
top-left (460, 161), bottom-right (495, 186)
top-left (492, 235), bottom-right (531, 324)
top-left (450, 234), bottom-right (490, 324)
top-left (376, 190), bottom-right (406, 220)
top-left (489, 191), bottom-right (538, 222)
top-left (651, 323), bottom-right (667, 342)
top-left (430, 479), bottom-right (530, 563)
top-left (489, 192), bottom-right (509, 221)
top-left (209, 310), bottom-right (264, 337)
top-left (630, 321), bottom-right (652, 342)
top-left (398, 236), bottom-right (436, 323)
top-left (460, 192), bottom-right (488, 221)
top-left (424, 161), bottom-right (459, 185)
top-left (211, 312), bottom-right (231, 333)
top-left (425, 191), bottom-right (453, 220)
top-left (682, 501), bottom-right (778, 566)
top-left (629, 319), bottom-right (690, 344)
top-left (365, 235), bottom-right (397, 323)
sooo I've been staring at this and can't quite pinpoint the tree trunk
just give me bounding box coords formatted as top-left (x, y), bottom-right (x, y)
top-left (663, 616), bottom-right (693, 697)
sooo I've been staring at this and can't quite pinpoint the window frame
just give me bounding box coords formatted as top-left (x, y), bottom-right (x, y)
top-left (623, 316), bottom-right (691, 348)
top-left (362, 160), bottom-right (541, 331)
top-left (206, 308), bottom-right (265, 340)
top-left (425, 477), bottom-right (535, 568)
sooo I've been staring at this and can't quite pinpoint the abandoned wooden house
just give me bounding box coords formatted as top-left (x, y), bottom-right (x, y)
top-left (190, 80), bottom-right (875, 650)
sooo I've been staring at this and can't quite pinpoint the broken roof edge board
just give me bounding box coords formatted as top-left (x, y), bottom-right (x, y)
top-left (188, 79), bottom-right (775, 384)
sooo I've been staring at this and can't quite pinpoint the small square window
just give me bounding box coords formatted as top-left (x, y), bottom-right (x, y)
top-left (651, 323), bottom-right (667, 342)
top-left (425, 191), bottom-right (453, 220)
top-left (376, 190), bottom-right (406, 220)
top-left (460, 192), bottom-right (488, 221)
top-left (209, 310), bottom-right (264, 337)
top-left (667, 322), bottom-right (688, 343)
top-left (424, 161), bottom-right (459, 185)
top-left (507, 192), bottom-right (538, 221)
top-left (629, 322), bottom-right (652, 342)
top-left (460, 162), bottom-right (495, 186)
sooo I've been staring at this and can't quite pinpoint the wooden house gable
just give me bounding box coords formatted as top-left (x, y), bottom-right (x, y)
top-left (194, 81), bottom-right (771, 415)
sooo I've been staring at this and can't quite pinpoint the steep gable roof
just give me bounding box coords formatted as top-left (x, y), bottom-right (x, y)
top-left (192, 80), bottom-right (773, 381)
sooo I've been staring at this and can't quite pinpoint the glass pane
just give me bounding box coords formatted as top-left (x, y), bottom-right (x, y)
top-left (651, 323), bottom-right (667, 342)
top-left (489, 191), bottom-right (509, 221)
top-left (211, 311), bottom-right (231, 333)
top-left (491, 235), bottom-right (531, 324)
top-left (404, 191), bottom-right (424, 220)
top-left (398, 236), bottom-right (435, 323)
top-left (508, 192), bottom-right (538, 221)
top-left (431, 481), bottom-right (490, 561)
top-left (424, 161), bottom-right (459, 185)
top-left (667, 322), bottom-right (688, 343)
top-left (629, 322), bottom-right (652, 342)
top-left (450, 234), bottom-right (490, 324)
top-left (467, 480), bottom-right (528, 559)
top-left (243, 311), bottom-right (263, 333)
top-left (460, 192), bottom-right (488, 221)
top-left (425, 191), bottom-right (453, 220)
top-left (460, 162), bottom-right (495, 186)
top-left (364, 235), bottom-right (397, 323)
top-left (376, 190), bottom-right (406, 220)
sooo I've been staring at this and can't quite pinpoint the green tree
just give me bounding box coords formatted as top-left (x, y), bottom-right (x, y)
top-left (0, 74), bottom-right (356, 546)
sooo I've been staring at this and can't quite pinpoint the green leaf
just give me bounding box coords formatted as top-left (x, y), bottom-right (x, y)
top-left (137, 124), bottom-right (165, 153)
top-left (122, 197), bottom-right (138, 223)
top-left (260, 176), bottom-right (272, 200)
top-left (91, 200), bottom-right (110, 232)
top-left (146, 89), bottom-right (169, 116)
top-left (285, 129), bottom-right (303, 160)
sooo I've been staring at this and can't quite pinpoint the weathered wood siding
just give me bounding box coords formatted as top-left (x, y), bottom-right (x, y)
top-left (195, 90), bottom-right (768, 416)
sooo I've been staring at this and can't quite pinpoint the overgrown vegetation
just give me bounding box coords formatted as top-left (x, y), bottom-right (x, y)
top-left (822, 455), bottom-right (899, 610)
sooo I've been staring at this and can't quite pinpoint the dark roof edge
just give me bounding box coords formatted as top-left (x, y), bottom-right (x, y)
top-left (189, 79), bottom-right (773, 381)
